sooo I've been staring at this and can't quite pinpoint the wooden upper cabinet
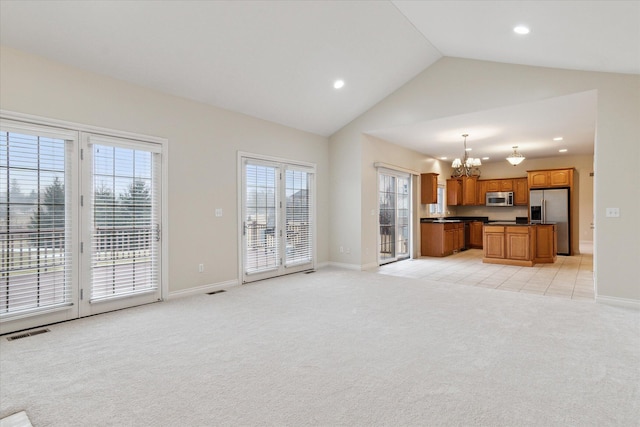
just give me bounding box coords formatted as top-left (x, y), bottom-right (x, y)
top-left (549, 169), bottom-right (572, 186)
top-left (420, 173), bottom-right (438, 204)
top-left (513, 178), bottom-right (528, 205)
top-left (462, 176), bottom-right (477, 205)
top-left (500, 179), bottom-right (514, 191)
top-left (528, 168), bottom-right (574, 188)
top-left (485, 180), bottom-right (501, 192)
top-left (446, 178), bottom-right (462, 206)
top-left (476, 180), bottom-right (487, 205)
top-left (447, 176), bottom-right (477, 205)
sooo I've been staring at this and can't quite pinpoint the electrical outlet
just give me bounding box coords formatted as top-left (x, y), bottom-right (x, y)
top-left (605, 208), bottom-right (620, 218)
top-left (339, 246), bottom-right (344, 253)
top-left (198, 263), bottom-right (204, 273)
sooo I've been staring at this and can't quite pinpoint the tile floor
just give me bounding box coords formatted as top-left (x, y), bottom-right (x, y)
top-left (373, 249), bottom-right (595, 301)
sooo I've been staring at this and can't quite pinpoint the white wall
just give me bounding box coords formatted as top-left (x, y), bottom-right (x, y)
top-left (329, 57), bottom-right (639, 303)
top-left (0, 46), bottom-right (330, 294)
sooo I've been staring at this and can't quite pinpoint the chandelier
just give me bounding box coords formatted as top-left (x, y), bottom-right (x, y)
top-left (506, 146), bottom-right (525, 166)
top-left (451, 134), bottom-right (481, 177)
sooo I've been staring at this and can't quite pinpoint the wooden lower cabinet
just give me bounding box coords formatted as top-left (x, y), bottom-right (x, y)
top-left (483, 226), bottom-right (506, 259)
top-left (421, 222), bottom-right (464, 257)
top-left (534, 224), bottom-right (557, 263)
top-left (469, 221), bottom-right (484, 248)
top-left (483, 224), bottom-right (556, 266)
top-left (505, 227), bottom-right (531, 261)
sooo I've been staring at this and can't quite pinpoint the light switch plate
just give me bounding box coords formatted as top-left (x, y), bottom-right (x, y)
top-left (605, 207), bottom-right (620, 218)
top-left (215, 208), bottom-right (223, 217)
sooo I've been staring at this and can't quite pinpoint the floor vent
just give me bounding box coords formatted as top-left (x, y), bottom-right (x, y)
top-left (207, 290), bottom-right (226, 295)
top-left (7, 328), bottom-right (50, 341)
top-left (304, 270), bottom-right (316, 274)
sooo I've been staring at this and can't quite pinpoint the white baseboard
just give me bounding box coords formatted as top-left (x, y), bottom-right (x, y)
top-left (327, 261), bottom-right (362, 271)
top-left (315, 261), bottom-right (330, 269)
top-left (596, 295), bottom-right (640, 310)
top-left (168, 279), bottom-right (240, 299)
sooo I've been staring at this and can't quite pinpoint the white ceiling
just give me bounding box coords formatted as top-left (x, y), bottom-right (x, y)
top-left (1, 1), bottom-right (638, 161)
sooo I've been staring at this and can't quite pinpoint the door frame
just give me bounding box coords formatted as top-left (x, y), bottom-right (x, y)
top-left (237, 151), bottom-right (316, 284)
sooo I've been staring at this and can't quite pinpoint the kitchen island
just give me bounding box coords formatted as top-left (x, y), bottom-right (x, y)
top-left (483, 223), bottom-right (557, 267)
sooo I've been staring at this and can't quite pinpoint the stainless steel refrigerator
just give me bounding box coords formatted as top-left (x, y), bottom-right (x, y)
top-left (530, 188), bottom-right (570, 255)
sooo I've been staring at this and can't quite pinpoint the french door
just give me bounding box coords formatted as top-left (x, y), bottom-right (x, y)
top-left (0, 118), bottom-right (164, 334)
top-left (79, 134), bottom-right (162, 317)
top-left (378, 169), bottom-right (411, 264)
top-left (240, 155), bottom-right (315, 283)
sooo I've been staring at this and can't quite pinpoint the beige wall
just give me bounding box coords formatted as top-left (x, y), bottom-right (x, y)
top-left (0, 46), bottom-right (330, 293)
top-left (330, 57), bottom-right (639, 304)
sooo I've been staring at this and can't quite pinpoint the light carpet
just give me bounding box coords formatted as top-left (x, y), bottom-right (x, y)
top-left (1, 268), bottom-right (638, 426)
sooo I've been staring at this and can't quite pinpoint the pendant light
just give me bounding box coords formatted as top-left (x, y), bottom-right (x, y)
top-left (506, 146), bottom-right (525, 166)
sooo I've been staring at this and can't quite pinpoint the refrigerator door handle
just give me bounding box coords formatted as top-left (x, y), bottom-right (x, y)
top-left (542, 199), bottom-right (546, 223)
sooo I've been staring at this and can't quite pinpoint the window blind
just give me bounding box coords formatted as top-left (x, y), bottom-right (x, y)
top-left (244, 162), bottom-right (279, 274)
top-left (284, 167), bottom-right (312, 267)
top-left (88, 137), bottom-right (160, 302)
top-left (0, 129), bottom-right (74, 317)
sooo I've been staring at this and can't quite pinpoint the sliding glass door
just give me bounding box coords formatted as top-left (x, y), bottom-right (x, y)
top-left (378, 170), bottom-right (411, 264)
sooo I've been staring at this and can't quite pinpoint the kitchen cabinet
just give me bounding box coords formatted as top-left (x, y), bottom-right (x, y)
top-left (447, 176), bottom-right (477, 206)
top-left (469, 221), bottom-right (484, 248)
top-left (534, 224), bottom-right (557, 263)
top-left (513, 177), bottom-right (528, 205)
top-left (476, 180), bottom-right (487, 205)
top-left (528, 168), bottom-right (574, 188)
top-left (505, 227), bottom-right (530, 261)
top-left (420, 173), bottom-right (438, 204)
top-left (446, 178), bottom-right (462, 206)
top-left (421, 222), bottom-right (464, 257)
top-left (483, 226), bottom-right (505, 259)
top-left (482, 224), bottom-right (557, 266)
top-left (484, 179), bottom-right (513, 193)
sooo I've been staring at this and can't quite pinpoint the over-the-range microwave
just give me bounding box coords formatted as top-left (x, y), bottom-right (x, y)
top-left (486, 191), bottom-right (514, 207)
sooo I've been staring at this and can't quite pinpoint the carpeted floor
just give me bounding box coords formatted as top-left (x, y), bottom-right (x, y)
top-left (1, 267), bottom-right (638, 426)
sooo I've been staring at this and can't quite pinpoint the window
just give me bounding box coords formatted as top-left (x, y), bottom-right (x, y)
top-left (429, 185), bottom-right (445, 216)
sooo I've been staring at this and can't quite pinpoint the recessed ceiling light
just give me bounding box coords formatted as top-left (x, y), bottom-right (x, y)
top-left (333, 79), bottom-right (345, 89)
top-left (482, 157), bottom-right (490, 160)
top-left (559, 149), bottom-right (568, 153)
top-left (514, 25), bottom-right (530, 35)
top-left (440, 157), bottom-right (448, 160)
top-left (553, 137), bottom-right (563, 141)
top-left (465, 148), bottom-right (472, 152)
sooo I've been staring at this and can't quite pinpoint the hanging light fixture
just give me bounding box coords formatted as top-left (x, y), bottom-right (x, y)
top-left (451, 134), bottom-right (481, 177)
top-left (506, 146), bottom-right (525, 166)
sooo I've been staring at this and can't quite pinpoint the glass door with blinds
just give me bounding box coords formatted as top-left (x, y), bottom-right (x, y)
top-left (79, 134), bottom-right (162, 317)
top-left (0, 123), bottom-right (79, 333)
top-left (1, 118), bottom-right (165, 334)
top-left (241, 156), bottom-right (315, 283)
top-left (378, 169), bottom-right (411, 265)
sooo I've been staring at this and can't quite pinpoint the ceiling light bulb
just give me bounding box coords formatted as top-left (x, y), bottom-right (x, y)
top-left (333, 80), bottom-right (345, 89)
top-left (553, 137), bottom-right (563, 141)
top-left (514, 26), bottom-right (530, 35)
top-left (559, 149), bottom-right (568, 152)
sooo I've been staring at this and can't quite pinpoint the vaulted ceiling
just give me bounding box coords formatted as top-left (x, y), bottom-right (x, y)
top-left (1, 1), bottom-right (638, 161)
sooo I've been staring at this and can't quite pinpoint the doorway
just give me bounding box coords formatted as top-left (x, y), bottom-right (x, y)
top-left (378, 169), bottom-right (411, 265)
top-left (240, 154), bottom-right (315, 283)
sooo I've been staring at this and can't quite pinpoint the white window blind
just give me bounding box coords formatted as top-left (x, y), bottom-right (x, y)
top-left (284, 167), bottom-right (312, 267)
top-left (244, 162), bottom-right (279, 274)
top-left (0, 128), bottom-right (74, 317)
top-left (88, 137), bottom-right (161, 302)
